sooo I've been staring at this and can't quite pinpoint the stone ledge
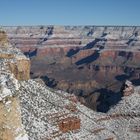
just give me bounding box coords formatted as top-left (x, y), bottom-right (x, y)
top-left (58, 117), bottom-right (80, 133)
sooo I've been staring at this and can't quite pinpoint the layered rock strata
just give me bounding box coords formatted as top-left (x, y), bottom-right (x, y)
top-left (2, 26), bottom-right (140, 111)
top-left (0, 31), bottom-right (29, 140)
top-left (0, 30), bottom-right (140, 140)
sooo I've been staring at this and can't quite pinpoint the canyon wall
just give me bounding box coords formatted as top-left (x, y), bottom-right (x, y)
top-left (0, 31), bottom-right (29, 140)
top-left (2, 26), bottom-right (140, 111)
top-left (1, 28), bottom-right (140, 140)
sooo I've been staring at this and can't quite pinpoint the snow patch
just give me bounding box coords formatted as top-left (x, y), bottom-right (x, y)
top-left (15, 134), bottom-right (28, 140)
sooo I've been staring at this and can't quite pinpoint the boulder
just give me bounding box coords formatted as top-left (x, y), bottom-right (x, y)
top-left (123, 80), bottom-right (134, 96)
top-left (58, 117), bottom-right (80, 133)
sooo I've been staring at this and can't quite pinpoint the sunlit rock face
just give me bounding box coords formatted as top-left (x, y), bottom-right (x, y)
top-left (3, 26), bottom-right (140, 110)
top-left (0, 31), bottom-right (28, 140)
top-left (0, 30), bottom-right (8, 46)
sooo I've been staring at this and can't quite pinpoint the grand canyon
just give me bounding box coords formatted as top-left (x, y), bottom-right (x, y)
top-left (0, 28), bottom-right (140, 140)
top-left (3, 26), bottom-right (140, 112)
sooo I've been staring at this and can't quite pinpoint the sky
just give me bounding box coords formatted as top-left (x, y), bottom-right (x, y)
top-left (0, 0), bottom-right (140, 26)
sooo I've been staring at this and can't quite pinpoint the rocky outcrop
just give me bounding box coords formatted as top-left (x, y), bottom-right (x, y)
top-left (0, 30), bottom-right (8, 46)
top-left (0, 75), bottom-right (28, 140)
top-left (0, 53), bottom-right (14, 59)
top-left (58, 117), bottom-right (80, 133)
top-left (8, 59), bottom-right (30, 80)
top-left (123, 80), bottom-right (134, 96)
top-left (0, 31), bottom-right (29, 140)
top-left (0, 45), bottom-right (30, 81)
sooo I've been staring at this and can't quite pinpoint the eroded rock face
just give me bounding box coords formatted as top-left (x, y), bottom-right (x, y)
top-left (0, 70), bottom-right (28, 140)
top-left (0, 30), bottom-right (8, 46)
top-left (0, 45), bottom-right (30, 81)
top-left (8, 59), bottom-right (30, 81)
top-left (0, 31), bottom-right (29, 140)
top-left (2, 26), bottom-right (140, 110)
top-left (123, 80), bottom-right (134, 96)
